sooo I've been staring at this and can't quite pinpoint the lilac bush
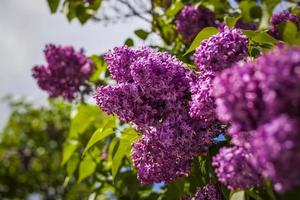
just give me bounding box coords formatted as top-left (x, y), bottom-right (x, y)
top-left (95, 46), bottom-right (220, 183)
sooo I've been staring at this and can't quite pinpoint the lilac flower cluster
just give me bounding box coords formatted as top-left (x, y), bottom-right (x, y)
top-left (212, 46), bottom-right (300, 192)
top-left (189, 26), bottom-right (248, 133)
top-left (95, 46), bottom-right (219, 184)
top-left (189, 71), bottom-right (217, 124)
top-left (32, 44), bottom-right (93, 101)
top-left (268, 11), bottom-right (300, 39)
top-left (212, 146), bottom-right (261, 190)
top-left (251, 115), bottom-right (300, 192)
top-left (183, 183), bottom-right (222, 200)
top-left (175, 4), bottom-right (215, 43)
top-left (194, 27), bottom-right (248, 72)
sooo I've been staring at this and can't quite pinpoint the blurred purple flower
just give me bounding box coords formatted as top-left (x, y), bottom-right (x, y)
top-left (32, 44), bottom-right (93, 101)
top-left (176, 4), bottom-right (215, 43)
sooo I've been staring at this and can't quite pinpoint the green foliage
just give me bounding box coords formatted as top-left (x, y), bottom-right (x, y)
top-left (279, 21), bottom-right (300, 45)
top-left (63, 0), bottom-right (102, 24)
top-left (83, 116), bottom-right (115, 155)
top-left (185, 27), bottom-right (219, 55)
top-left (112, 128), bottom-right (140, 179)
top-left (0, 100), bottom-right (72, 199)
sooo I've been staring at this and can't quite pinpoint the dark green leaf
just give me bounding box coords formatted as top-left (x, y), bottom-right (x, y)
top-left (75, 5), bottom-right (92, 24)
top-left (47, 0), bottom-right (60, 13)
top-left (134, 29), bottom-right (150, 40)
top-left (125, 38), bottom-right (134, 47)
top-left (184, 27), bottom-right (219, 55)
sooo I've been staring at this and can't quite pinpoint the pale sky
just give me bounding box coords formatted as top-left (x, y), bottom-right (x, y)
top-left (0, 0), bottom-right (148, 128)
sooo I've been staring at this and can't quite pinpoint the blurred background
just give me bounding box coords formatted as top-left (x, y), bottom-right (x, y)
top-left (0, 0), bottom-right (148, 129)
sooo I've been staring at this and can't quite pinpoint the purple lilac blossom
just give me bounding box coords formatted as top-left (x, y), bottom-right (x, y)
top-left (235, 20), bottom-right (257, 30)
top-left (175, 4), bottom-right (215, 43)
top-left (251, 115), bottom-right (300, 192)
top-left (182, 183), bottom-right (222, 200)
top-left (131, 117), bottom-right (208, 184)
top-left (255, 46), bottom-right (300, 118)
top-left (213, 61), bottom-right (265, 135)
top-left (194, 27), bottom-right (248, 72)
top-left (32, 44), bottom-right (93, 101)
top-left (268, 11), bottom-right (300, 40)
top-left (95, 46), bottom-right (219, 184)
top-left (213, 146), bottom-right (261, 190)
top-left (189, 71), bottom-right (217, 125)
top-left (213, 46), bottom-right (300, 192)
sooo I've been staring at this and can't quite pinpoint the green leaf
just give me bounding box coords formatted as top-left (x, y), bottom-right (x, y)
top-left (239, 1), bottom-right (260, 21)
top-left (225, 15), bottom-right (240, 29)
top-left (252, 32), bottom-right (277, 45)
top-left (69, 105), bottom-right (104, 138)
top-left (230, 190), bottom-right (245, 200)
top-left (78, 155), bottom-right (97, 183)
top-left (134, 29), bottom-right (149, 40)
top-left (279, 21), bottom-right (298, 45)
top-left (166, 1), bottom-right (184, 18)
top-left (112, 141), bottom-right (129, 179)
top-left (67, 154), bottom-right (80, 177)
top-left (89, 55), bottom-right (107, 82)
top-left (62, 139), bottom-right (79, 166)
top-left (112, 128), bottom-right (140, 179)
top-left (125, 38), bottom-right (134, 47)
top-left (47, 0), bottom-right (60, 13)
top-left (184, 27), bottom-right (218, 55)
top-left (242, 30), bottom-right (277, 45)
top-left (75, 5), bottom-right (92, 24)
top-left (83, 117), bottom-right (115, 155)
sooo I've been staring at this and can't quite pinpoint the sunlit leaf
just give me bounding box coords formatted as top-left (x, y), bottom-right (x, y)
top-left (279, 21), bottom-right (299, 45)
top-left (184, 27), bottom-right (218, 55)
top-left (67, 154), bottom-right (80, 176)
top-left (230, 190), bottom-right (245, 200)
top-left (78, 156), bottom-right (97, 183)
top-left (83, 117), bottom-right (115, 155)
top-left (225, 15), bottom-right (240, 29)
top-left (62, 139), bottom-right (79, 166)
top-left (69, 105), bottom-right (104, 138)
top-left (112, 128), bottom-right (140, 179)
